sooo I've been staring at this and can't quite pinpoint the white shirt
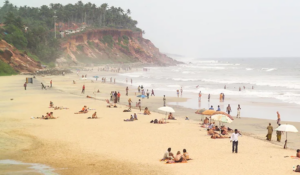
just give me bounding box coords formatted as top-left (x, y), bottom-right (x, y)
top-left (230, 132), bottom-right (241, 141)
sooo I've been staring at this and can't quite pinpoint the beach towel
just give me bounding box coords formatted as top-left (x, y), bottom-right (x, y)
top-left (74, 112), bottom-right (88, 114)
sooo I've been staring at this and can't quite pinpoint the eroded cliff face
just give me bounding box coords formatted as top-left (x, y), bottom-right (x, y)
top-left (60, 29), bottom-right (179, 66)
top-left (0, 40), bottom-right (42, 73)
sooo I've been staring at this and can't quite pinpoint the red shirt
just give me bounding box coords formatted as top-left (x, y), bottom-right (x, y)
top-left (83, 85), bottom-right (85, 89)
top-left (117, 93), bottom-right (121, 97)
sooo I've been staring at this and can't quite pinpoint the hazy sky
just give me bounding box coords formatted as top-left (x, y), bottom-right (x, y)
top-left (9, 0), bottom-right (300, 58)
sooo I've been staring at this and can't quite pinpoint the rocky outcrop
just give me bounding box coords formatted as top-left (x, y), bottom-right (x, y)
top-left (0, 40), bottom-right (42, 73)
top-left (60, 29), bottom-right (180, 66)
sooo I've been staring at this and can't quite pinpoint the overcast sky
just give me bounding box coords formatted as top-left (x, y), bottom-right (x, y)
top-left (9, 0), bottom-right (300, 58)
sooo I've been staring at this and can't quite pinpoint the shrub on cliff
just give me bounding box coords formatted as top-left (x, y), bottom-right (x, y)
top-left (0, 60), bottom-right (17, 76)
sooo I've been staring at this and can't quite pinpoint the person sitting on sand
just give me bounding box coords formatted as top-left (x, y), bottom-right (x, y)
top-left (124, 115), bottom-right (135, 121)
top-left (168, 113), bottom-right (175, 119)
top-left (144, 107), bottom-right (151, 115)
top-left (174, 151), bottom-right (186, 162)
top-left (92, 112), bottom-right (98, 119)
top-left (80, 106), bottom-right (88, 113)
top-left (134, 113), bottom-right (138, 120)
top-left (221, 126), bottom-right (228, 135)
top-left (215, 126), bottom-right (220, 131)
top-left (73, 80), bottom-right (76, 84)
top-left (203, 117), bottom-right (209, 124)
top-left (162, 148), bottom-right (174, 161)
top-left (185, 116), bottom-right (189, 120)
top-left (50, 101), bottom-right (53, 108)
top-left (208, 122), bottom-right (215, 129)
top-left (97, 89), bottom-right (100, 93)
top-left (297, 149), bottom-right (300, 158)
top-left (183, 149), bottom-right (190, 160)
top-left (49, 112), bottom-right (57, 119)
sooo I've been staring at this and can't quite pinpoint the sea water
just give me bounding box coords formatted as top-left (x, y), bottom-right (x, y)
top-left (116, 57), bottom-right (300, 121)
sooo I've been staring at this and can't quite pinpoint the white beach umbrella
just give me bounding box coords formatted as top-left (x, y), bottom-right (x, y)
top-left (158, 106), bottom-right (175, 122)
top-left (275, 124), bottom-right (298, 149)
top-left (211, 114), bottom-right (233, 123)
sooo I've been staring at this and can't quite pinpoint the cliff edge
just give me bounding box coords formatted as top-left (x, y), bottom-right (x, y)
top-left (59, 29), bottom-right (180, 66)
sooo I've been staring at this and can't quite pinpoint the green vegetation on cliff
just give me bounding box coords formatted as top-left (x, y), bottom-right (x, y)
top-left (0, 59), bottom-right (17, 76)
top-left (0, 0), bottom-right (142, 64)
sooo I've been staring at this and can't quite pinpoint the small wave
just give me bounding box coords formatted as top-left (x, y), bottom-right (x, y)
top-left (262, 68), bottom-right (277, 72)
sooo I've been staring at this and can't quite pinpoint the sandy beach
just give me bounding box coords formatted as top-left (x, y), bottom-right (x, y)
top-left (0, 70), bottom-right (299, 175)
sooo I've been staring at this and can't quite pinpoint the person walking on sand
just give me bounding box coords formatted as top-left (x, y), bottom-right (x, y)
top-left (226, 104), bottom-right (231, 114)
top-left (163, 95), bottom-right (166, 107)
top-left (277, 124), bottom-right (282, 142)
top-left (151, 89), bottom-right (155, 96)
top-left (24, 82), bottom-right (27, 90)
top-left (208, 94), bottom-right (210, 102)
top-left (50, 80), bottom-right (52, 87)
top-left (222, 93), bottom-right (225, 101)
top-left (230, 129), bottom-right (242, 153)
top-left (82, 85), bottom-right (85, 94)
top-left (126, 86), bottom-right (129, 96)
top-left (237, 104), bottom-right (241, 118)
top-left (41, 83), bottom-right (46, 90)
top-left (277, 111), bottom-right (281, 125)
top-left (266, 123), bottom-right (273, 141)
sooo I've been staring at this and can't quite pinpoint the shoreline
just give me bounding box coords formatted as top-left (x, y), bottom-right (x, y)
top-left (0, 69), bottom-right (299, 175)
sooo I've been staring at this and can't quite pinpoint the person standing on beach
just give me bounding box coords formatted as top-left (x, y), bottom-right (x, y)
top-left (50, 80), bottom-right (52, 88)
top-left (181, 87), bottom-right (183, 96)
top-left (266, 123), bottom-right (273, 141)
top-left (224, 85), bottom-right (226, 89)
top-left (82, 85), bottom-right (85, 94)
top-left (138, 99), bottom-right (141, 111)
top-left (199, 91), bottom-right (201, 101)
top-left (226, 104), bottom-right (231, 114)
top-left (222, 93), bottom-right (225, 101)
top-left (146, 89), bottom-right (149, 99)
top-left (24, 82), bottom-right (27, 90)
top-left (128, 98), bottom-right (132, 110)
top-left (151, 89), bottom-right (155, 96)
top-left (176, 90), bottom-right (179, 97)
top-left (126, 87), bottom-right (129, 96)
top-left (277, 124), bottom-right (282, 142)
top-left (277, 111), bottom-right (281, 125)
top-left (117, 92), bottom-right (121, 102)
top-left (230, 129), bottom-right (242, 153)
top-left (208, 94), bottom-right (210, 102)
top-left (237, 104), bottom-right (241, 118)
top-left (163, 95), bottom-right (166, 106)
top-left (138, 86), bottom-right (141, 93)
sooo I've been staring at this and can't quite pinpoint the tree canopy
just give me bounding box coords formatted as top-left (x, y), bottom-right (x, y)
top-left (0, 1), bottom-right (142, 64)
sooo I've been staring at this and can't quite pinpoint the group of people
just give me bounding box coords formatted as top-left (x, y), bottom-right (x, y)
top-left (161, 148), bottom-right (190, 163)
top-left (41, 112), bottom-right (57, 119)
top-left (110, 91), bottom-right (121, 103)
top-left (124, 113), bottom-right (138, 121)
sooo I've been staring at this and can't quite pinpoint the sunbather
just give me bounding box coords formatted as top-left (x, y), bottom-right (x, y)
top-left (49, 112), bottom-right (57, 119)
top-left (168, 113), bottom-right (175, 119)
top-left (207, 129), bottom-right (215, 135)
top-left (92, 112), bottom-right (98, 119)
top-left (124, 115), bottom-right (134, 121)
top-left (79, 106), bottom-right (88, 113)
top-left (144, 107), bottom-right (151, 115)
top-left (174, 151), bottom-right (186, 162)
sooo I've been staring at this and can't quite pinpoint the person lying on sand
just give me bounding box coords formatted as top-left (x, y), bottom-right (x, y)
top-left (211, 133), bottom-right (227, 139)
top-left (50, 101), bottom-right (53, 108)
top-left (168, 113), bottom-right (175, 119)
top-left (207, 129), bottom-right (215, 135)
top-left (92, 112), bottom-right (98, 119)
top-left (144, 107), bottom-right (151, 115)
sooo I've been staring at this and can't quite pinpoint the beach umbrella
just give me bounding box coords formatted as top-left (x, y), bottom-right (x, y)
top-left (214, 111), bottom-right (234, 120)
top-left (141, 95), bottom-right (146, 99)
top-left (211, 114), bottom-right (233, 124)
top-left (158, 106), bottom-right (175, 122)
top-left (202, 110), bottom-right (216, 115)
top-left (275, 124), bottom-right (298, 149)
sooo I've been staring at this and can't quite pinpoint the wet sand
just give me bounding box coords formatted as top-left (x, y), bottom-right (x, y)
top-left (0, 70), bottom-right (299, 175)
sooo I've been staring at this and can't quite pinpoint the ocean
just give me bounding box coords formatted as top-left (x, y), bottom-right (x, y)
top-left (117, 57), bottom-right (300, 121)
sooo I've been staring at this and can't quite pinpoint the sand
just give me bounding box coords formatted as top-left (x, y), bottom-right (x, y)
top-left (0, 71), bottom-right (299, 175)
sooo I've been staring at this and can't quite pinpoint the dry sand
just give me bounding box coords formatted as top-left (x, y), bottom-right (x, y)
top-left (0, 72), bottom-right (299, 175)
